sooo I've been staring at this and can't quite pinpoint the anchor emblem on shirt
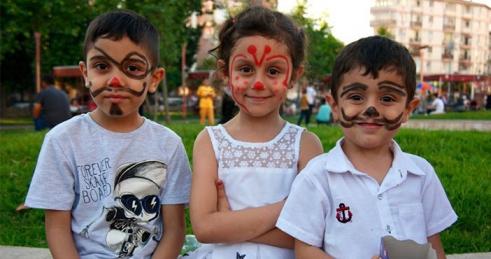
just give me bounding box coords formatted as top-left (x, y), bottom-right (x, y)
top-left (236, 252), bottom-right (246, 259)
top-left (336, 203), bottom-right (352, 223)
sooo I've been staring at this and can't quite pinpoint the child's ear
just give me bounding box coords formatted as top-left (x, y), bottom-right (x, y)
top-left (148, 68), bottom-right (165, 94)
top-left (326, 93), bottom-right (339, 122)
top-left (216, 59), bottom-right (228, 81)
top-left (402, 97), bottom-right (420, 123)
top-left (79, 61), bottom-right (88, 85)
top-left (290, 65), bottom-right (304, 85)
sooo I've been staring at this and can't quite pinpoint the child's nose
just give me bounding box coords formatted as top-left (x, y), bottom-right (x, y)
top-left (252, 81), bottom-right (265, 91)
top-left (108, 76), bottom-right (123, 87)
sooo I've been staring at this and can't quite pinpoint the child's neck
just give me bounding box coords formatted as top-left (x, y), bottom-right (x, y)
top-left (341, 140), bottom-right (394, 185)
top-left (225, 111), bottom-right (285, 142)
top-left (90, 109), bottom-right (144, 133)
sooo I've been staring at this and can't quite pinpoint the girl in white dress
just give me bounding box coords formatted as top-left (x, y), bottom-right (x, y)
top-left (185, 6), bottom-right (324, 259)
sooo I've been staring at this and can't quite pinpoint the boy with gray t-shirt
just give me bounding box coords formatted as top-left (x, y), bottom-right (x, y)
top-left (25, 10), bottom-right (191, 258)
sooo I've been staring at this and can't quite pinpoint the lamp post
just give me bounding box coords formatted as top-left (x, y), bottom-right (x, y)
top-left (416, 45), bottom-right (430, 84)
top-left (178, 85), bottom-right (190, 118)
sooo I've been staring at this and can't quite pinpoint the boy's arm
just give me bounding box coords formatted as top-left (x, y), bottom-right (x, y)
top-left (190, 130), bottom-right (283, 244)
top-left (295, 240), bottom-right (333, 259)
top-left (152, 204), bottom-right (185, 259)
top-left (45, 210), bottom-right (79, 259)
top-left (428, 233), bottom-right (446, 259)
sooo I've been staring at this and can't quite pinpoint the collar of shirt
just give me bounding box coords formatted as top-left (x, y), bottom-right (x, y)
top-left (323, 138), bottom-right (425, 192)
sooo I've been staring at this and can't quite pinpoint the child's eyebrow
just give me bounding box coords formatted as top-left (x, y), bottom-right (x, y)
top-left (340, 83), bottom-right (367, 97)
top-left (378, 81), bottom-right (407, 96)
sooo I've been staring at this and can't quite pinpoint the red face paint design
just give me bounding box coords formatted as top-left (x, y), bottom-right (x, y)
top-left (109, 76), bottom-right (122, 87)
top-left (266, 55), bottom-right (290, 88)
top-left (228, 43), bottom-right (292, 113)
top-left (253, 81), bottom-right (265, 90)
top-left (247, 45), bottom-right (271, 66)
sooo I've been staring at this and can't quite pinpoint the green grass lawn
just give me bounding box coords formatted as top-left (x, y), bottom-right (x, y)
top-left (0, 123), bottom-right (490, 254)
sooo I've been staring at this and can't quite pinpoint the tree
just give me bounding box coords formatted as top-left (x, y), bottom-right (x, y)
top-left (290, 2), bottom-right (344, 84)
top-left (0, 0), bottom-right (200, 116)
top-left (376, 26), bottom-right (394, 39)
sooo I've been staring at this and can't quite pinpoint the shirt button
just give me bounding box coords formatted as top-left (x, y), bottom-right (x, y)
top-left (377, 194), bottom-right (383, 200)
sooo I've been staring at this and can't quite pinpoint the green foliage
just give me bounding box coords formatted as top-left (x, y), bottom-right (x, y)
top-left (1, 123), bottom-right (490, 253)
top-left (376, 26), bottom-right (394, 39)
top-left (290, 3), bottom-right (344, 83)
top-left (0, 0), bottom-right (200, 96)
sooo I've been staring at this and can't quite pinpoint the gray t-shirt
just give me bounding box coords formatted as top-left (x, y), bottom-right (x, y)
top-left (35, 86), bottom-right (71, 127)
top-left (26, 114), bottom-right (192, 258)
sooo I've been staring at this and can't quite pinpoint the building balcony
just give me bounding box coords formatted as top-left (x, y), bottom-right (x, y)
top-left (410, 21), bottom-right (422, 28)
top-left (442, 24), bottom-right (455, 31)
top-left (370, 18), bottom-right (397, 27)
top-left (442, 52), bottom-right (453, 60)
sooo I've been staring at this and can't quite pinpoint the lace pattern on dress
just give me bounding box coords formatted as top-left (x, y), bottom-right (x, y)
top-left (209, 124), bottom-right (301, 169)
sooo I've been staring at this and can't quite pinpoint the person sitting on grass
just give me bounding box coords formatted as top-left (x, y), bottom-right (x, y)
top-left (277, 36), bottom-right (457, 259)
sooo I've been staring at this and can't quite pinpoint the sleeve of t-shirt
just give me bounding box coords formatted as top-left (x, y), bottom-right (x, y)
top-left (276, 171), bottom-right (327, 247)
top-left (25, 132), bottom-right (76, 210)
top-left (34, 90), bottom-right (46, 104)
top-left (160, 139), bottom-right (192, 205)
top-left (421, 163), bottom-right (458, 236)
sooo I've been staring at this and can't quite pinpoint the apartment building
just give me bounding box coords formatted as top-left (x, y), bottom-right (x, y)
top-left (370, 0), bottom-right (491, 76)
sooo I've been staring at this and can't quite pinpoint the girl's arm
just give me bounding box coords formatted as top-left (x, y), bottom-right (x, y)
top-left (295, 240), bottom-right (334, 259)
top-left (428, 233), bottom-right (447, 259)
top-left (216, 180), bottom-right (293, 248)
top-left (152, 204), bottom-right (185, 259)
top-left (45, 210), bottom-right (79, 259)
top-left (298, 131), bottom-right (324, 171)
top-left (190, 130), bottom-right (283, 244)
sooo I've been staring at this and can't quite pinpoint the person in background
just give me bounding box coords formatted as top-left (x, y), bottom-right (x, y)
top-left (32, 74), bottom-right (71, 131)
top-left (315, 98), bottom-right (331, 125)
top-left (196, 78), bottom-right (216, 125)
top-left (306, 83), bottom-right (317, 125)
top-left (428, 93), bottom-right (445, 115)
top-left (297, 88), bottom-right (309, 126)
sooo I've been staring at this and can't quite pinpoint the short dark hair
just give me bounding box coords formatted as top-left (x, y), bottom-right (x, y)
top-left (213, 6), bottom-right (306, 76)
top-left (42, 74), bottom-right (55, 85)
top-left (330, 36), bottom-right (416, 103)
top-left (83, 9), bottom-right (160, 68)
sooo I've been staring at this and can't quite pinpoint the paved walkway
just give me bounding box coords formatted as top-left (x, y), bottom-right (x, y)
top-left (0, 245), bottom-right (489, 259)
top-left (403, 119), bottom-right (491, 131)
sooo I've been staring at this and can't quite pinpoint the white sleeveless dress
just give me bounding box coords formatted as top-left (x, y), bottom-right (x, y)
top-left (184, 122), bottom-right (304, 259)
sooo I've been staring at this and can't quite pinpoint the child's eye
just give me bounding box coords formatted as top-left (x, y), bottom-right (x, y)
top-left (267, 67), bottom-right (281, 76)
top-left (381, 95), bottom-right (396, 103)
top-left (239, 66), bottom-right (254, 74)
top-left (123, 61), bottom-right (147, 77)
top-left (93, 62), bottom-right (109, 71)
top-left (347, 94), bottom-right (363, 102)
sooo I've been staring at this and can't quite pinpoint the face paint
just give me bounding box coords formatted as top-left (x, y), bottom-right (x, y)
top-left (363, 106), bottom-right (380, 117)
top-left (90, 82), bottom-right (147, 98)
top-left (109, 103), bottom-right (123, 115)
top-left (109, 76), bottom-right (122, 87)
top-left (247, 45), bottom-right (271, 66)
top-left (266, 55), bottom-right (291, 88)
top-left (93, 46), bottom-right (152, 80)
top-left (252, 81), bottom-right (265, 90)
top-left (339, 107), bottom-right (405, 130)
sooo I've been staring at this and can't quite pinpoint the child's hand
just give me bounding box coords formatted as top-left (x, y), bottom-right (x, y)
top-left (216, 179), bottom-right (230, 212)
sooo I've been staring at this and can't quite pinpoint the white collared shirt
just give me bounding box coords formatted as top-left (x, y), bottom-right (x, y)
top-left (277, 139), bottom-right (457, 259)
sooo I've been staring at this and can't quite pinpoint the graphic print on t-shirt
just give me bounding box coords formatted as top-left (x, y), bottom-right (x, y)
top-left (77, 157), bottom-right (112, 204)
top-left (105, 160), bottom-right (167, 257)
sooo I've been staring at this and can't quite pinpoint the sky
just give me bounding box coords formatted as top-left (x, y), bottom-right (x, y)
top-left (277, 0), bottom-right (491, 45)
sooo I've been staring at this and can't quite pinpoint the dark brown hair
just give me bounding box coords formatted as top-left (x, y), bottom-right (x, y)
top-left (83, 9), bottom-right (160, 68)
top-left (330, 36), bottom-right (416, 103)
top-left (212, 6), bottom-right (306, 77)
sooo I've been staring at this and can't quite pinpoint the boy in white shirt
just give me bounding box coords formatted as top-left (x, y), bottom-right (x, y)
top-left (277, 36), bottom-right (457, 259)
